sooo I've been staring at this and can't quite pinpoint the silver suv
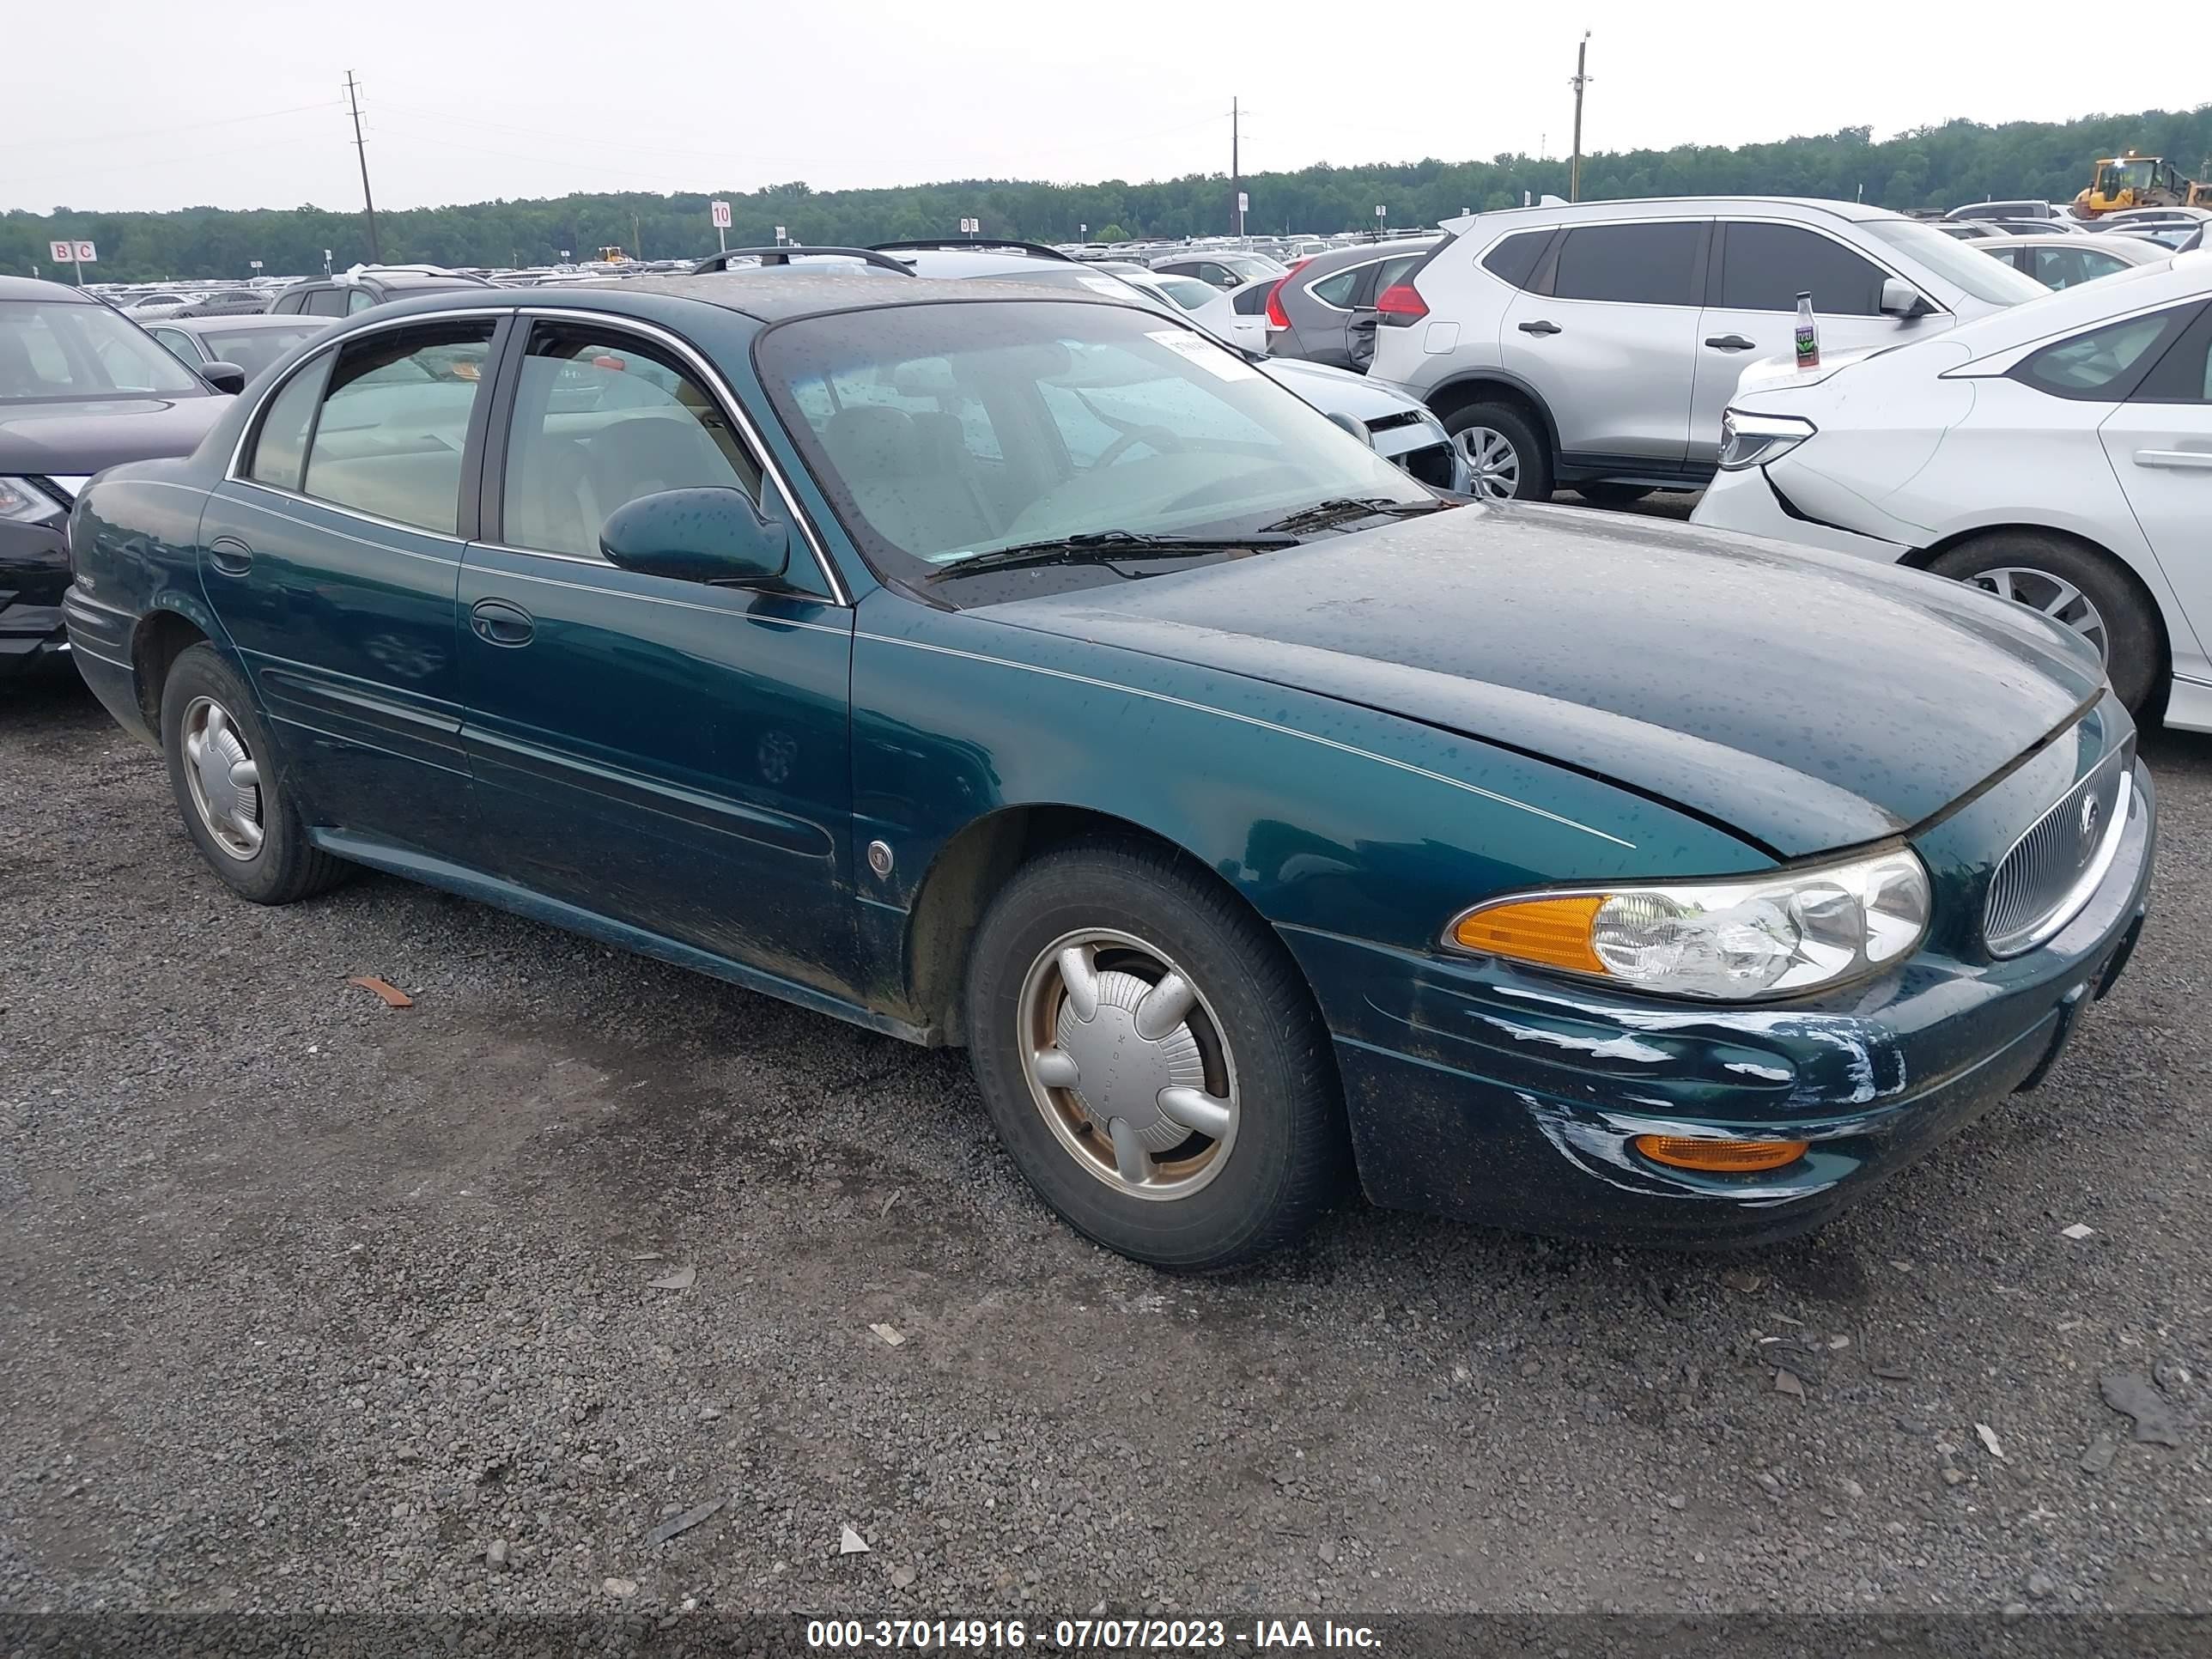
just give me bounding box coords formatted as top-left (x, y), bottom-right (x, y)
top-left (1367, 197), bottom-right (2050, 501)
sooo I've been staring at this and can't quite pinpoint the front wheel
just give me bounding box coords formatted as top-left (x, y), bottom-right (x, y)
top-left (1443, 402), bottom-right (1551, 501)
top-left (964, 840), bottom-right (1349, 1270)
top-left (1926, 532), bottom-right (2161, 715)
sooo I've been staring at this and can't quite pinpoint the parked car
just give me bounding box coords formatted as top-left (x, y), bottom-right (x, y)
top-left (1937, 222), bottom-right (2011, 241)
top-left (1367, 197), bottom-right (2050, 503)
top-left (2114, 224), bottom-right (2206, 253)
top-left (146, 314), bottom-right (332, 380)
top-left (64, 275), bottom-right (2151, 1266)
top-left (1148, 251), bottom-right (1287, 289)
top-left (1981, 232), bottom-right (2171, 290)
top-left (170, 289), bottom-right (275, 319)
top-left (1265, 239), bottom-right (1441, 370)
top-left (2100, 208), bottom-right (2212, 232)
top-left (1693, 252), bottom-right (2212, 726)
top-left (0, 276), bottom-right (235, 676)
top-left (1945, 200), bottom-right (2067, 222)
top-left (1147, 275), bottom-right (1276, 353)
top-left (123, 292), bottom-right (208, 320)
top-left (694, 245), bottom-right (1467, 490)
top-left (268, 268), bottom-right (495, 319)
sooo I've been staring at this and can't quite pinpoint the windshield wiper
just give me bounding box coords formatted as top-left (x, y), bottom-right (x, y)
top-left (1257, 496), bottom-right (1452, 534)
top-left (928, 529), bottom-right (1298, 582)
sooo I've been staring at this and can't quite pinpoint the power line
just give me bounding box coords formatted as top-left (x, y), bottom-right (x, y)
top-left (0, 99), bottom-right (345, 155)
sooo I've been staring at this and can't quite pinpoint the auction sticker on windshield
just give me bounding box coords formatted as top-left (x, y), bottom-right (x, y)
top-left (1146, 329), bottom-right (1259, 380)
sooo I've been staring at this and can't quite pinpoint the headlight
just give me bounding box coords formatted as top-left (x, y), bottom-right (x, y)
top-left (1717, 410), bottom-right (1816, 472)
top-left (1445, 847), bottom-right (1931, 1001)
top-left (0, 476), bottom-right (66, 526)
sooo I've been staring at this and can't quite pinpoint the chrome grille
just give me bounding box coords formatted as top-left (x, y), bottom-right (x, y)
top-left (1984, 746), bottom-right (2131, 957)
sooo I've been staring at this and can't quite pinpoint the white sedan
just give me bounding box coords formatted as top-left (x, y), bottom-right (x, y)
top-left (1693, 251), bottom-right (2211, 726)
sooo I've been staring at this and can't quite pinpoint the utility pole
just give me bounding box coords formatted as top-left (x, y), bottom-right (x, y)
top-left (1567, 32), bottom-right (1592, 204)
top-left (1231, 97), bottom-right (1242, 239)
top-left (345, 70), bottom-right (380, 264)
top-left (634, 212), bottom-right (643, 260)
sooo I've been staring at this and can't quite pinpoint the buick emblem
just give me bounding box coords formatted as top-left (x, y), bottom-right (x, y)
top-left (2079, 793), bottom-right (2100, 849)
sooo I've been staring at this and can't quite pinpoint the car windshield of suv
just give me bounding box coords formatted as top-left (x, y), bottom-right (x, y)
top-left (762, 299), bottom-right (1428, 588)
top-left (0, 300), bottom-right (209, 401)
top-left (1862, 220), bottom-right (2049, 307)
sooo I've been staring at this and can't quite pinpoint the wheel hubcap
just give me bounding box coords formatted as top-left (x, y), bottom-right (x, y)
top-left (181, 696), bottom-right (264, 860)
top-left (1018, 929), bottom-right (1239, 1200)
top-left (1970, 566), bottom-right (2109, 662)
top-left (1454, 426), bottom-right (1520, 501)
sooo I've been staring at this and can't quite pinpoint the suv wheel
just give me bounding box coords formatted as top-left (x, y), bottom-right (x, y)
top-left (1443, 403), bottom-right (1551, 501)
top-left (1927, 532), bottom-right (2160, 715)
top-left (1577, 483), bottom-right (1654, 507)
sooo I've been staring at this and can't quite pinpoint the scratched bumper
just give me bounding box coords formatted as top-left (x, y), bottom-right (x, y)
top-left (1283, 763), bottom-right (2155, 1246)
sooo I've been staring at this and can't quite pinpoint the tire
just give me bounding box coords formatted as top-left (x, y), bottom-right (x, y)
top-left (1926, 532), bottom-right (2161, 716)
top-left (1443, 401), bottom-right (1552, 501)
top-left (963, 837), bottom-right (1350, 1270)
top-left (1576, 482), bottom-right (1655, 507)
top-left (159, 642), bottom-right (347, 905)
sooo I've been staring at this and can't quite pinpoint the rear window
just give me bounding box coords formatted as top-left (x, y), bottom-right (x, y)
top-left (1480, 230), bottom-right (1552, 290)
top-left (1550, 222), bottom-right (1703, 307)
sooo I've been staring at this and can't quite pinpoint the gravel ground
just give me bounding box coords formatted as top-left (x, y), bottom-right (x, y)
top-left (2, 667), bottom-right (2208, 1622)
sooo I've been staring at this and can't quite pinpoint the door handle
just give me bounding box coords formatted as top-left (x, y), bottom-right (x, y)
top-left (1705, 334), bottom-right (1759, 350)
top-left (2134, 449), bottom-right (2212, 471)
top-left (469, 597), bottom-right (536, 647)
top-left (206, 537), bottom-right (253, 576)
top-left (1517, 319), bottom-right (1562, 336)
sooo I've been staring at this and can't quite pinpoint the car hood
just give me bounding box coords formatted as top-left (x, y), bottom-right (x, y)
top-left (979, 503), bottom-right (2103, 858)
top-left (0, 394), bottom-right (228, 477)
top-left (1260, 356), bottom-right (1425, 420)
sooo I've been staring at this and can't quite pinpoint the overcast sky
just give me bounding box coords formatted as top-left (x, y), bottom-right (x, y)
top-left (11, 0), bottom-right (2211, 214)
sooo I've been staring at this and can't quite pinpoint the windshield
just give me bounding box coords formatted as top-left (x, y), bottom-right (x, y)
top-left (761, 299), bottom-right (1428, 592)
top-left (198, 322), bottom-right (326, 379)
top-left (2100, 160), bottom-right (2160, 195)
top-left (1862, 220), bottom-right (2049, 307)
top-left (0, 300), bottom-right (210, 401)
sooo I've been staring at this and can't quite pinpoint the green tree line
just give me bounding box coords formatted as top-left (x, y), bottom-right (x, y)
top-left (9, 106), bottom-right (2209, 283)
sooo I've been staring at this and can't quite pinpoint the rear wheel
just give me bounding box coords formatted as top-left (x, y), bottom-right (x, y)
top-left (1576, 482), bottom-right (1655, 507)
top-left (159, 643), bottom-right (347, 904)
top-left (963, 839), bottom-right (1349, 1270)
top-left (1443, 402), bottom-right (1551, 501)
top-left (1927, 532), bottom-right (2161, 714)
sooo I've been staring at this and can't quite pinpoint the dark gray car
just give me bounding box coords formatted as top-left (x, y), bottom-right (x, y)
top-left (143, 313), bottom-right (332, 381)
top-left (1266, 239), bottom-right (1439, 371)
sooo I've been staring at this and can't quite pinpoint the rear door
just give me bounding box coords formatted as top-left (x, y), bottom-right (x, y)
top-left (2099, 302), bottom-right (2212, 670)
top-left (1345, 247), bottom-right (1432, 372)
top-left (195, 312), bottom-right (504, 852)
top-left (1499, 218), bottom-right (1707, 463)
top-left (456, 313), bottom-right (858, 985)
top-left (1692, 221), bottom-right (1911, 464)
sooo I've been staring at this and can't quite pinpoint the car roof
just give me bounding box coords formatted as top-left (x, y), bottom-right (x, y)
top-left (163, 312), bottom-right (329, 332)
top-left (392, 270), bottom-right (1145, 325)
top-left (0, 276), bottom-right (97, 303)
top-left (1445, 196), bottom-right (1901, 233)
top-left (2000, 232), bottom-right (2166, 256)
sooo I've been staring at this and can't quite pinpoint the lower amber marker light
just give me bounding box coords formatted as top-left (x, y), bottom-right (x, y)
top-left (1633, 1134), bottom-right (1808, 1174)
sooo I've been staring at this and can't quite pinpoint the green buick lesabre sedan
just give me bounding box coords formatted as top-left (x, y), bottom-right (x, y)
top-left (63, 274), bottom-right (2154, 1268)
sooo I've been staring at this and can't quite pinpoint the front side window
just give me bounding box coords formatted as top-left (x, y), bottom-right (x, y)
top-left (1863, 219), bottom-right (2047, 307)
top-left (301, 321), bottom-right (495, 532)
top-left (2014, 309), bottom-right (2191, 400)
top-left (303, 289), bottom-right (349, 319)
top-left (1549, 222), bottom-right (1703, 307)
top-left (150, 328), bottom-right (198, 364)
top-left (761, 299), bottom-right (1428, 592)
top-left (0, 300), bottom-right (209, 401)
top-left (347, 289), bottom-right (380, 315)
top-left (1718, 222), bottom-right (1887, 315)
top-left (501, 325), bottom-right (761, 558)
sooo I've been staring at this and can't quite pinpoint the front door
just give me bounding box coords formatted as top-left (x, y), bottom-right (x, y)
top-left (196, 313), bottom-right (502, 852)
top-left (2099, 301), bottom-right (2212, 677)
top-left (1692, 220), bottom-right (1920, 465)
top-left (457, 317), bottom-right (857, 988)
top-left (1500, 218), bottom-right (1707, 465)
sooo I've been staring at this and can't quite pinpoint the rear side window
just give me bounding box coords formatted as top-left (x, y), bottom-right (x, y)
top-left (1308, 267), bottom-right (1362, 307)
top-left (1231, 283), bottom-right (1274, 316)
top-left (1480, 231), bottom-right (1551, 290)
top-left (2014, 309), bottom-right (2191, 401)
top-left (301, 321), bottom-right (495, 532)
top-left (1717, 222), bottom-right (1887, 315)
top-left (1550, 222), bottom-right (1703, 306)
top-left (2131, 306), bottom-right (2212, 404)
top-left (246, 349), bottom-right (334, 490)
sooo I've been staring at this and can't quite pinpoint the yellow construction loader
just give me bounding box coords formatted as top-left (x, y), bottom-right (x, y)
top-left (2074, 155), bottom-right (2212, 216)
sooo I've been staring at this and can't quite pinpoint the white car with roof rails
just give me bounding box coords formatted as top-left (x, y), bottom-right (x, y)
top-left (1365, 196), bottom-right (2050, 503)
top-left (1693, 249), bottom-right (2212, 729)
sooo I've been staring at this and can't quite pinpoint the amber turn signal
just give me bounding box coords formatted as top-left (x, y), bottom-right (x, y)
top-left (1450, 895), bottom-right (1609, 975)
top-left (1633, 1134), bottom-right (1808, 1174)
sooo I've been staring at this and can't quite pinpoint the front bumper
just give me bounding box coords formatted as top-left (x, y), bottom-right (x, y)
top-left (1691, 465), bottom-right (1910, 564)
top-left (1371, 423), bottom-right (1469, 494)
top-left (0, 516), bottom-right (71, 673)
top-left (1285, 762), bottom-right (2155, 1246)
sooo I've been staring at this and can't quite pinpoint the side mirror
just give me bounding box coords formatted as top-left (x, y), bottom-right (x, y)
top-left (1880, 277), bottom-right (1934, 319)
top-left (199, 361), bottom-right (248, 394)
top-left (599, 486), bottom-right (791, 586)
top-left (1325, 410), bottom-right (1375, 447)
